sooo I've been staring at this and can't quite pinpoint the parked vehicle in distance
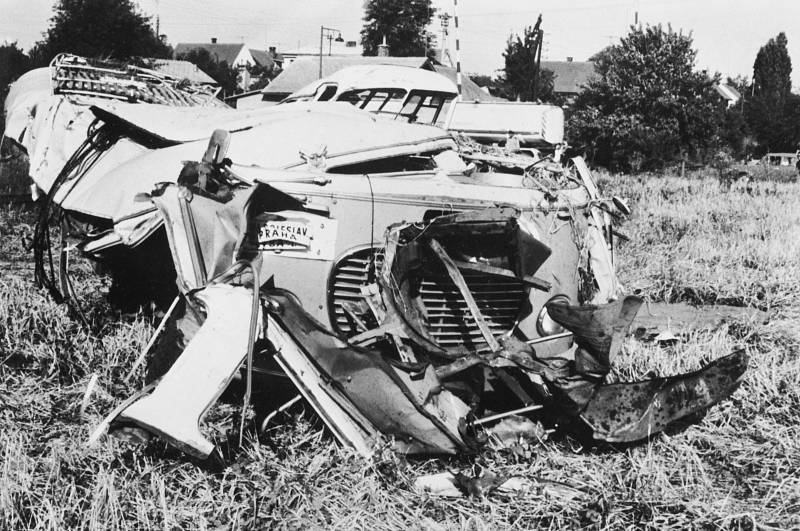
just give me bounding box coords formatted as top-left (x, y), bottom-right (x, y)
top-left (735, 152), bottom-right (799, 182)
top-left (749, 152), bottom-right (798, 167)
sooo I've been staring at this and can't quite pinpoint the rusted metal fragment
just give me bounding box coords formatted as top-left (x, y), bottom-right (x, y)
top-left (487, 415), bottom-right (547, 446)
top-left (543, 297), bottom-right (748, 440)
top-left (631, 302), bottom-right (769, 338)
top-left (546, 295), bottom-right (643, 372)
top-left (413, 471), bottom-right (582, 499)
top-left (581, 350), bottom-right (748, 442)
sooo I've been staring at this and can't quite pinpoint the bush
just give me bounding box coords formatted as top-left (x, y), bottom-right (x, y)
top-left (568, 25), bottom-right (724, 172)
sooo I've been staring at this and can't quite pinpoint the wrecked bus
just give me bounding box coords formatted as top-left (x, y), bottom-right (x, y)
top-left (21, 92), bottom-right (744, 459)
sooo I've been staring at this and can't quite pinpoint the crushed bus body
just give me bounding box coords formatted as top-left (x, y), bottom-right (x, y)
top-left (3, 60), bottom-right (748, 460)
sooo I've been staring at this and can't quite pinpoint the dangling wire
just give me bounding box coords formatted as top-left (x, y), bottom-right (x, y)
top-left (235, 259), bottom-right (261, 448)
top-left (364, 173), bottom-right (377, 283)
top-left (33, 119), bottom-right (119, 325)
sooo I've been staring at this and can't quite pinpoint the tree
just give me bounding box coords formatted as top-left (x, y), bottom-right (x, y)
top-left (0, 42), bottom-right (31, 134)
top-left (247, 61), bottom-right (279, 92)
top-left (781, 94), bottom-right (800, 153)
top-left (175, 48), bottom-right (239, 98)
top-left (748, 33), bottom-right (794, 153)
top-left (718, 76), bottom-right (751, 158)
top-left (361, 0), bottom-right (436, 57)
top-left (31, 0), bottom-right (171, 65)
top-left (567, 25), bottom-right (722, 172)
top-left (468, 74), bottom-right (493, 88)
top-left (499, 20), bottom-right (554, 102)
top-left (0, 42), bottom-right (30, 100)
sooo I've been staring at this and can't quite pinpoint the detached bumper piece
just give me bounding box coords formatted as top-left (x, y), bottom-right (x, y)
top-left (544, 296), bottom-right (748, 443)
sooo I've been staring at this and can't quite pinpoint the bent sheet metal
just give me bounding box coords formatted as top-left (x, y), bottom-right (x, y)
top-left (92, 141), bottom-right (747, 458)
top-left (8, 71), bottom-right (745, 460)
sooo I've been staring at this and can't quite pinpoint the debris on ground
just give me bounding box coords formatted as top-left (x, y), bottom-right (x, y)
top-left (632, 301), bottom-right (769, 339)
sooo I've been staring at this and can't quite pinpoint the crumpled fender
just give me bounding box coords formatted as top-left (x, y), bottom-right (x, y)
top-left (543, 296), bottom-right (748, 442)
top-left (266, 290), bottom-right (472, 455)
top-left (580, 351), bottom-right (747, 442)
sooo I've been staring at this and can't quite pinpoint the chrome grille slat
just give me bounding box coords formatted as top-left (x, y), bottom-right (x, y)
top-left (329, 248), bottom-right (524, 347)
top-left (427, 321), bottom-right (508, 329)
top-left (423, 306), bottom-right (521, 313)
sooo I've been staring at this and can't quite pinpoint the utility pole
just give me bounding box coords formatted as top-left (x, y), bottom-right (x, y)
top-left (327, 33), bottom-right (335, 55)
top-left (530, 15), bottom-right (543, 101)
top-left (542, 32), bottom-right (550, 60)
top-left (452, 0), bottom-right (462, 99)
top-left (319, 26), bottom-right (344, 78)
top-left (439, 12), bottom-right (451, 65)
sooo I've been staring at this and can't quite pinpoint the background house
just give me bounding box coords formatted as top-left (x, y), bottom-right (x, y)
top-left (148, 59), bottom-right (217, 85)
top-left (540, 59), bottom-right (597, 100)
top-left (715, 83), bottom-right (742, 108)
top-left (249, 47), bottom-right (282, 72)
top-left (174, 40), bottom-right (256, 69)
top-left (281, 40), bottom-right (363, 65)
top-left (174, 39), bottom-right (282, 91)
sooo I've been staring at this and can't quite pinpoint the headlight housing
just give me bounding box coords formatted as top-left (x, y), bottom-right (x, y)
top-left (536, 294), bottom-right (570, 336)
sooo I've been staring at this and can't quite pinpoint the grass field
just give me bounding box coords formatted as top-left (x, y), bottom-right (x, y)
top-left (0, 140), bottom-right (30, 198)
top-left (1, 171), bottom-right (798, 530)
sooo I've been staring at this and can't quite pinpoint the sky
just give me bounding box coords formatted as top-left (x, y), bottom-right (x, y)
top-left (1, 0), bottom-right (799, 88)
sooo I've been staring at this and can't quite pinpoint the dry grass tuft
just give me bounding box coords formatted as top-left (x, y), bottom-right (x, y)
top-left (1, 173), bottom-right (799, 529)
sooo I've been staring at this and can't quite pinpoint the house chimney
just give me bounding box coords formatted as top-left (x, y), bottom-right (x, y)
top-left (269, 46), bottom-right (276, 55)
top-left (211, 37), bottom-right (218, 44)
top-left (377, 35), bottom-right (389, 57)
top-left (567, 56), bottom-right (573, 62)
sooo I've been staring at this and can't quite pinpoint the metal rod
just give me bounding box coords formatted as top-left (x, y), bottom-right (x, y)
top-left (525, 331), bottom-right (573, 345)
top-left (472, 404), bottom-right (544, 426)
top-left (239, 260), bottom-right (261, 447)
top-left (429, 238), bottom-right (501, 352)
top-left (319, 26), bottom-right (324, 78)
top-left (124, 295), bottom-right (180, 382)
top-left (251, 366), bottom-right (290, 379)
top-left (259, 394), bottom-right (302, 433)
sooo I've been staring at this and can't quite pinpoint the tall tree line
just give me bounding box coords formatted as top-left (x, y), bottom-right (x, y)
top-left (562, 26), bottom-right (799, 171)
top-left (748, 32), bottom-right (799, 154)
